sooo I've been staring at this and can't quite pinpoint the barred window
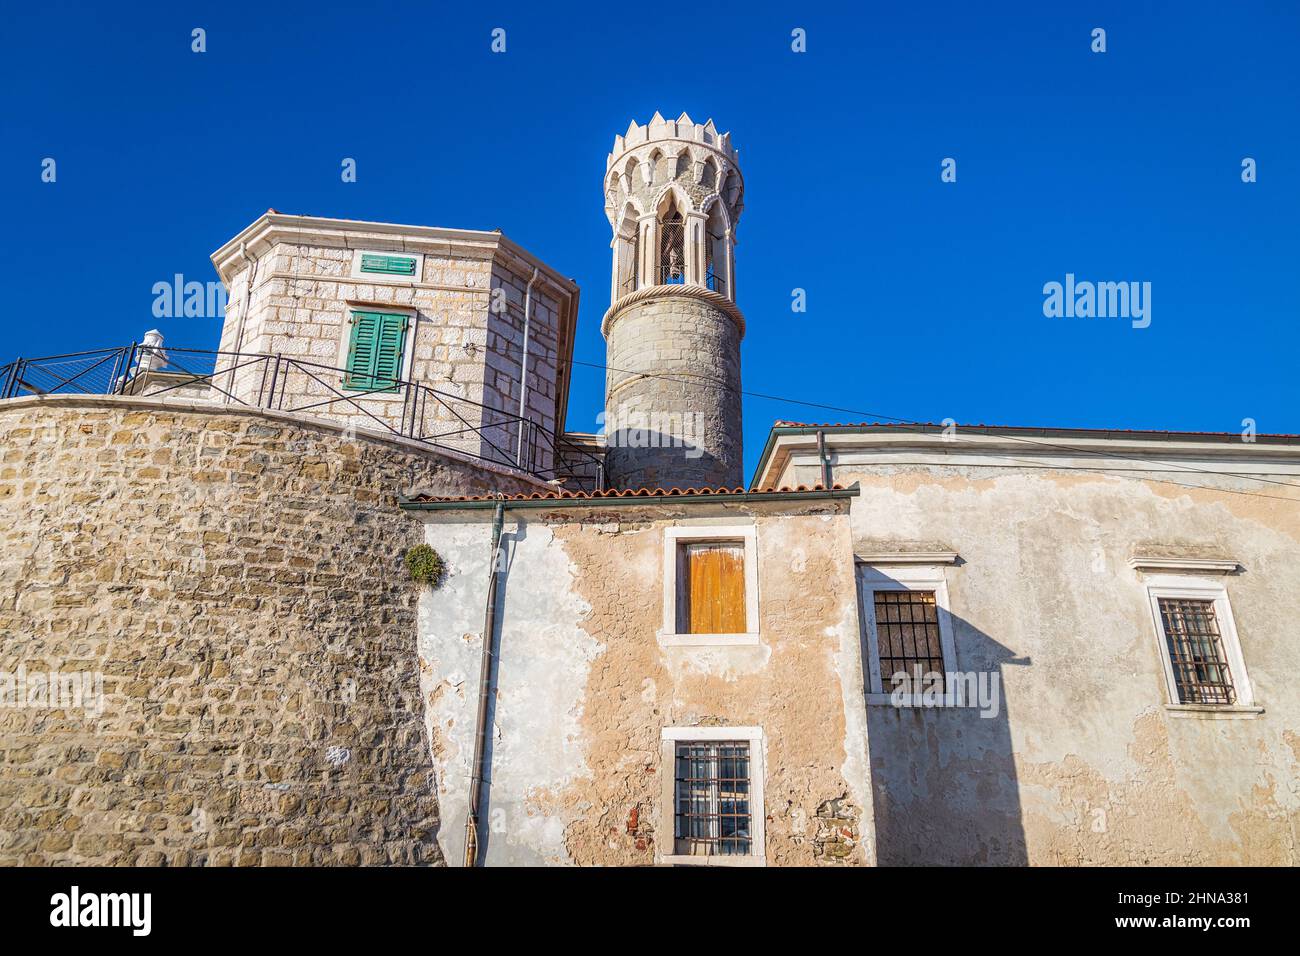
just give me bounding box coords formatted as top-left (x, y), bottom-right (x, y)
top-left (674, 741), bottom-right (751, 856)
top-left (873, 590), bottom-right (946, 690)
top-left (1158, 597), bottom-right (1236, 705)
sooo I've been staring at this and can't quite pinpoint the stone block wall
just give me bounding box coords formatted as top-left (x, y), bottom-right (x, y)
top-left (0, 396), bottom-right (540, 865)
top-left (603, 293), bottom-right (743, 489)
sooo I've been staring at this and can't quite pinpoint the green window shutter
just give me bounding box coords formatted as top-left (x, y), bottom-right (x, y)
top-left (345, 311), bottom-right (407, 391)
top-left (360, 254), bottom-right (417, 276)
top-left (372, 313), bottom-right (407, 390)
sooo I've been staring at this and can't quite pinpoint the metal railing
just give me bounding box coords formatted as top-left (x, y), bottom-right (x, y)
top-left (618, 267), bottom-right (727, 297)
top-left (705, 264), bottom-right (727, 297)
top-left (0, 344), bottom-right (605, 490)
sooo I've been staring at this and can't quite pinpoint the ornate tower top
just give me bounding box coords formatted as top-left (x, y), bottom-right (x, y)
top-left (599, 113), bottom-right (746, 491)
top-left (606, 111), bottom-right (739, 174)
top-left (602, 113), bottom-right (745, 317)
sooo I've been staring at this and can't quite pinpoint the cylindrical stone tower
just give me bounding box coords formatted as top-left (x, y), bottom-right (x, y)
top-left (601, 112), bottom-right (746, 490)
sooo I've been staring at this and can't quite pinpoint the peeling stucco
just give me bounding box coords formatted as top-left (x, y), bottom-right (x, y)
top-left (414, 500), bottom-right (869, 866)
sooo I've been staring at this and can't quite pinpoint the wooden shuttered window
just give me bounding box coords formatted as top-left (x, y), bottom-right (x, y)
top-left (678, 542), bottom-right (746, 634)
top-left (345, 311), bottom-right (407, 392)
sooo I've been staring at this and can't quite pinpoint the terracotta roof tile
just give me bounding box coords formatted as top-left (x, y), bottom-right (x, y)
top-left (406, 484), bottom-right (848, 504)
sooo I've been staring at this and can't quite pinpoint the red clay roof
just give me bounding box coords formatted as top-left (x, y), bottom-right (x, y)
top-left (406, 484), bottom-right (850, 504)
top-left (773, 421), bottom-right (1300, 439)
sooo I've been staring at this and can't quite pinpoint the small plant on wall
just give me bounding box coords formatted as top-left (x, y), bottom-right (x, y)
top-left (405, 544), bottom-right (447, 589)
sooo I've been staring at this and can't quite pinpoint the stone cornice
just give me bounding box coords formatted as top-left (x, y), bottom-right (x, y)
top-left (210, 212), bottom-right (578, 296)
top-left (601, 284), bottom-right (746, 339)
top-left (1128, 556), bottom-right (1241, 573)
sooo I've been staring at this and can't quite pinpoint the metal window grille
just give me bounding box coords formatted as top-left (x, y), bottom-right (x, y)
top-left (674, 741), bottom-right (751, 856)
top-left (873, 590), bottom-right (946, 690)
top-left (1158, 598), bottom-right (1236, 705)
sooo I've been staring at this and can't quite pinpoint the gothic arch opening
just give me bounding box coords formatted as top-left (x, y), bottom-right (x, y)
top-left (614, 203), bottom-right (639, 297)
top-left (657, 193), bottom-right (686, 285)
top-left (705, 200), bottom-right (729, 296)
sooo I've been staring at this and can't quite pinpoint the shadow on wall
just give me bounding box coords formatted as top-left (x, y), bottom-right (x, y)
top-left (860, 571), bottom-right (1030, 866)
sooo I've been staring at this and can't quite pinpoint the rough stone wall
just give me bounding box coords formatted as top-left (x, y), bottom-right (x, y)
top-left (216, 240), bottom-right (563, 469)
top-left (415, 500), bottom-right (871, 866)
top-left (603, 296), bottom-right (743, 489)
top-left (0, 396), bottom-right (540, 866)
top-left (823, 459), bottom-right (1300, 865)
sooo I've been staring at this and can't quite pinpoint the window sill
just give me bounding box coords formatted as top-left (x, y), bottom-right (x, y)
top-left (658, 854), bottom-right (765, 867)
top-left (339, 382), bottom-right (404, 401)
top-left (658, 632), bottom-right (761, 648)
top-left (1164, 703), bottom-right (1264, 720)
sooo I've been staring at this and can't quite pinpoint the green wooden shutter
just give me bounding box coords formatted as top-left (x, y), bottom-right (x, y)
top-left (345, 311), bottom-right (407, 391)
top-left (372, 313), bottom-right (407, 390)
top-left (359, 254), bottom-right (417, 276)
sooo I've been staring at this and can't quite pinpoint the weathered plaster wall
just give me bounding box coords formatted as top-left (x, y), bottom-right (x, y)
top-left (0, 396), bottom-right (539, 865)
top-left (826, 458), bottom-right (1300, 865)
top-left (416, 500), bottom-right (871, 865)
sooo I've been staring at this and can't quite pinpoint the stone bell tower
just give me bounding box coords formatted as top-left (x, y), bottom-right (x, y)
top-left (601, 112), bottom-right (746, 490)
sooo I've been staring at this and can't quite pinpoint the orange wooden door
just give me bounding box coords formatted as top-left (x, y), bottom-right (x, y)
top-left (681, 543), bottom-right (746, 634)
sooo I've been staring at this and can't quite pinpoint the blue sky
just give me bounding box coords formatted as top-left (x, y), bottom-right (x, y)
top-left (3, 1), bottom-right (1298, 478)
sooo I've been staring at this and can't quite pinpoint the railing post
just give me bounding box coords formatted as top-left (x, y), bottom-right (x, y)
top-left (118, 343), bottom-right (137, 394)
top-left (105, 348), bottom-right (126, 397)
top-left (265, 354), bottom-right (281, 408)
top-left (2, 360), bottom-right (18, 399)
top-left (255, 354), bottom-right (269, 406)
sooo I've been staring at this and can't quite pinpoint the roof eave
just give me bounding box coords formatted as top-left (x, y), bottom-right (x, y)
top-left (399, 485), bottom-right (860, 513)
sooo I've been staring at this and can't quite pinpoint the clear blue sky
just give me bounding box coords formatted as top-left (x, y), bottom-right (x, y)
top-left (3, 1), bottom-right (1297, 478)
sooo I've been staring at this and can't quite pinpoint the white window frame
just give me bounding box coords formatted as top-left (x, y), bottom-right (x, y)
top-left (857, 563), bottom-right (958, 705)
top-left (349, 249), bottom-right (426, 284)
top-left (660, 525), bottom-right (760, 647)
top-left (1142, 574), bottom-right (1261, 717)
top-left (658, 726), bottom-right (765, 867)
top-left (333, 303), bottom-right (418, 402)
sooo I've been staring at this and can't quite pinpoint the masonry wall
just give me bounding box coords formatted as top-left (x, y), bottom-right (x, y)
top-left (414, 499), bottom-right (871, 866)
top-left (0, 396), bottom-right (540, 866)
top-left (785, 451), bottom-right (1300, 865)
top-left (603, 294), bottom-right (743, 490)
top-left (217, 240), bottom-right (564, 471)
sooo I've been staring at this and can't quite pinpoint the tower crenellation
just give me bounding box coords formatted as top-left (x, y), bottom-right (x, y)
top-left (601, 113), bottom-right (746, 491)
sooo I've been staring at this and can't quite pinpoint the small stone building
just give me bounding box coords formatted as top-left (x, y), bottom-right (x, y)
top-left (211, 211), bottom-right (581, 478)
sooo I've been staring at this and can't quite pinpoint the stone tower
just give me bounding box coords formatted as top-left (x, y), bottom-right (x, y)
top-left (601, 112), bottom-right (746, 490)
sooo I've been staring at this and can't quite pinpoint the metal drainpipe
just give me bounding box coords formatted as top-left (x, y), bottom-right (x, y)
top-left (233, 242), bottom-right (258, 356)
top-left (515, 267), bottom-right (540, 465)
top-left (817, 429), bottom-right (833, 488)
top-left (464, 499), bottom-right (506, 867)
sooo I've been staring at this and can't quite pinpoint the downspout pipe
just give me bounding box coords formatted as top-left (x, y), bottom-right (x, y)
top-left (817, 429), bottom-right (833, 488)
top-left (464, 498), bottom-right (506, 867)
top-left (515, 268), bottom-right (540, 466)
top-left (233, 242), bottom-right (258, 357)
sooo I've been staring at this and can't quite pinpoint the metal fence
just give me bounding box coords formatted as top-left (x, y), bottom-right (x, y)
top-left (0, 344), bottom-right (604, 489)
